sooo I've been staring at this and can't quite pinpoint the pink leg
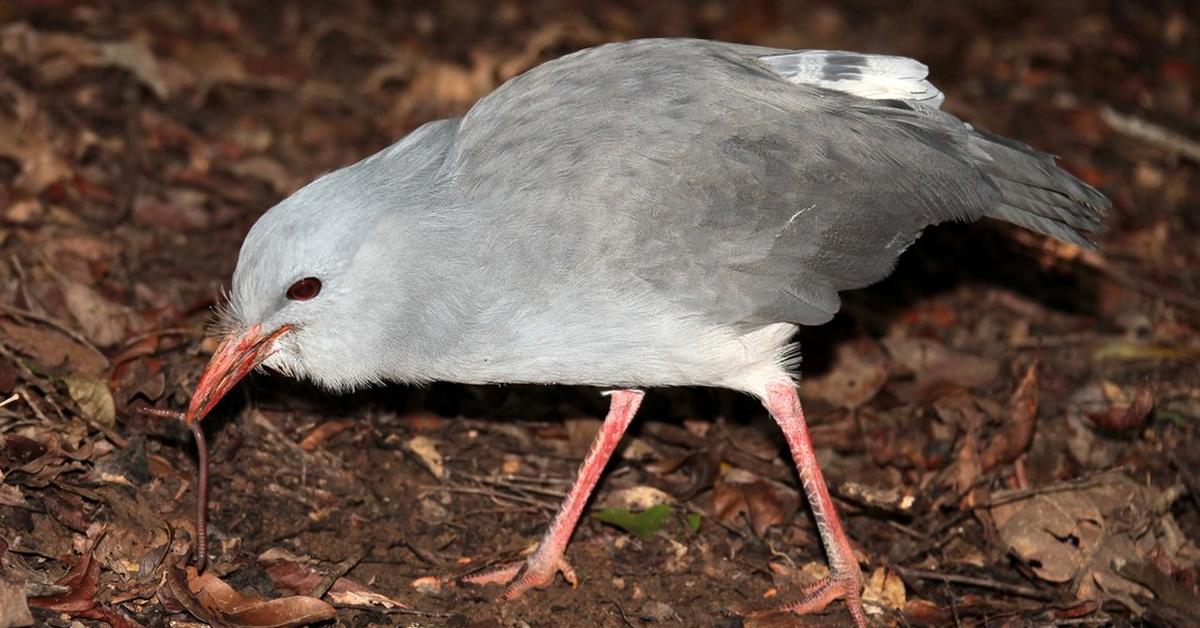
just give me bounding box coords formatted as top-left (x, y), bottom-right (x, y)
top-left (465, 389), bottom-right (645, 599)
top-left (764, 382), bottom-right (867, 627)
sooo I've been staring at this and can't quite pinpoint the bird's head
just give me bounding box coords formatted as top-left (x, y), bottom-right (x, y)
top-left (186, 169), bottom-right (398, 424)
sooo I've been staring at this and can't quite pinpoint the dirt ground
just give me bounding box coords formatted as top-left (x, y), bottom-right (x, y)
top-left (1, 1), bottom-right (1198, 626)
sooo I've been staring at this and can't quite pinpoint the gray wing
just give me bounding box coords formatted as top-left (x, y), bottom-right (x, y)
top-left (439, 38), bottom-right (1107, 327)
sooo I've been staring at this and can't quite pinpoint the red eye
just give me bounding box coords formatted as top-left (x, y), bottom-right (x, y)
top-left (286, 277), bottom-right (321, 301)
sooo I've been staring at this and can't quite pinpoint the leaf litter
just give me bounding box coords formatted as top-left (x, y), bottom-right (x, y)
top-left (0, 1), bottom-right (1196, 626)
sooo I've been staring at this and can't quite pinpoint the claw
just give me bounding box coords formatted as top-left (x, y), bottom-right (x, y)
top-left (461, 555), bottom-right (578, 600)
top-left (781, 568), bottom-right (867, 627)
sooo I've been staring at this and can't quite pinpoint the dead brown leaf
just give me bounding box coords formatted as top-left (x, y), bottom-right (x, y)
top-left (162, 565), bottom-right (337, 628)
top-left (991, 471), bottom-right (1183, 611)
top-left (862, 566), bottom-right (906, 612)
top-left (297, 419), bottom-right (356, 450)
top-left (259, 549), bottom-right (408, 610)
top-left (0, 318), bottom-right (109, 376)
top-left (0, 80), bottom-right (72, 195)
top-left (223, 156), bottom-right (300, 196)
top-left (932, 392), bottom-right (993, 507)
top-left (883, 336), bottom-right (1000, 396)
top-left (28, 528), bottom-right (103, 614)
top-left (713, 468), bottom-right (798, 537)
top-left (0, 23), bottom-right (168, 99)
top-left (803, 338), bottom-right (889, 409)
top-left (58, 277), bottom-right (136, 348)
top-left (0, 577), bottom-right (34, 628)
top-left (63, 374), bottom-right (116, 427)
top-left (167, 40), bottom-right (251, 97)
top-left (1065, 381), bottom-right (1153, 467)
top-left (0, 482), bottom-right (27, 509)
top-left (979, 356), bottom-right (1039, 471)
top-left (405, 435), bottom-right (445, 479)
top-left (1086, 382), bottom-right (1155, 432)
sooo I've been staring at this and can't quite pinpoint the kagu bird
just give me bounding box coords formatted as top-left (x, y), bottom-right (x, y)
top-left (185, 39), bottom-right (1107, 625)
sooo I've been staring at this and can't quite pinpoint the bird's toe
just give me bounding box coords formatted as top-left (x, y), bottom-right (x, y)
top-left (459, 554), bottom-right (578, 600)
top-left (779, 568), bottom-right (868, 627)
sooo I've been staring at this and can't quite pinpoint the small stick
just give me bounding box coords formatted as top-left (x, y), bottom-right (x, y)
top-left (309, 545), bottom-right (371, 599)
top-left (893, 566), bottom-right (1056, 601)
top-left (140, 407), bottom-right (209, 572)
top-left (1099, 106), bottom-right (1200, 163)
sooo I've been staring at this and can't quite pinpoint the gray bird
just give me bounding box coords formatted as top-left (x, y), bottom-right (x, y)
top-left (186, 39), bottom-right (1107, 625)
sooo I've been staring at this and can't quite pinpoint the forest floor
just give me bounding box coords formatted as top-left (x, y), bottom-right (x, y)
top-left (1, 1), bottom-right (1198, 626)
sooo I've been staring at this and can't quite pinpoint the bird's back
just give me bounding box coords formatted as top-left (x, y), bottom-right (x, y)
top-left (437, 38), bottom-right (1107, 329)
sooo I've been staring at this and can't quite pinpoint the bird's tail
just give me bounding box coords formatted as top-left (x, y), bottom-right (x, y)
top-left (969, 127), bottom-right (1109, 249)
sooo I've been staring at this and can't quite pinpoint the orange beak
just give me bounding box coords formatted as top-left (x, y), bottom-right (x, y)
top-left (185, 323), bottom-right (292, 423)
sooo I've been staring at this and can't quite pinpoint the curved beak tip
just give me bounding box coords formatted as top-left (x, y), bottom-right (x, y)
top-left (185, 323), bottom-right (291, 424)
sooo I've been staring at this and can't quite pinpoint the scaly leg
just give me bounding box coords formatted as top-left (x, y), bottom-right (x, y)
top-left (764, 381), bottom-right (867, 627)
top-left (465, 389), bottom-right (645, 599)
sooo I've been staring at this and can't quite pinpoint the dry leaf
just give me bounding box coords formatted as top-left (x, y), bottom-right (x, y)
top-left (0, 114), bottom-right (73, 195)
top-left (0, 78), bottom-right (72, 194)
top-left (1065, 381), bottom-right (1152, 467)
top-left (979, 356), bottom-right (1039, 471)
top-left (862, 566), bottom-right (906, 612)
top-left (0, 319), bottom-right (109, 376)
top-left (405, 435), bottom-right (444, 478)
top-left (0, 483), bottom-right (27, 508)
top-left (58, 277), bottom-right (135, 347)
top-left (991, 471), bottom-right (1177, 610)
top-left (803, 338), bottom-right (889, 409)
top-left (28, 530), bottom-right (102, 614)
top-left (259, 549), bottom-right (408, 609)
top-left (1084, 382), bottom-right (1155, 431)
top-left (63, 375), bottom-right (116, 426)
top-left (884, 336), bottom-right (1000, 393)
top-left (713, 468), bottom-right (798, 537)
top-left (601, 485), bottom-right (674, 510)
top-left (224, 156), bottom-right (300, 196)
top-left (564, 417), bottom-right (601, 455)
top-left (0, 577), bottom-right (34, 628)
top-left (163, 565), bottom-right (337, 628)
top-left (297, 419), bottom-right (356, 450)
top-left (0, 23), bottom-right (168, 98)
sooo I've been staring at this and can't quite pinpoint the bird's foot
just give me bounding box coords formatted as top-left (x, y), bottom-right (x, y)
top-left (782, 566), bottom-right (867, 627)
top-left (461, 553), bottom-right (577, 600)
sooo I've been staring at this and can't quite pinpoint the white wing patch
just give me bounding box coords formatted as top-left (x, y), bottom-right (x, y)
top-left (758, 50), bottom-right (944, 108)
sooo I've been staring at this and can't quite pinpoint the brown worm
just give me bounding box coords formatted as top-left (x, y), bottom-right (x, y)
top-left (139, 407), bottom-right (208, 572)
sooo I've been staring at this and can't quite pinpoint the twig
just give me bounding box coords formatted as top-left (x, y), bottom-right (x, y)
top-left (893, 566), bottom-right (1056, 601)
top-left (310, 545), bottom-right (370, 599)
top-left (86, 418), bottom-right (129, 449)
top-left (15, 386), bottom-right (49, 424)
top-left (462, 472), bottom-right (569, 500)
top-left (1099, 106), bottom-right (1200, 163)
top-left (328, 604), bottom-right (450, 617)
top-left (114, 75), bottom-right (141, 226)
top-left (423, 484), bottom-right (558, 511)
top-left (610, 599), bottom-right (636, 628)
top-left (397, 538), bottom-right (440, 566)
top-left (117, 327), bottom-right (201, 350)
top-left (980, 467), bottom-right (1126, 508)
top-left (1080, 250), bottom-right (1200, 315)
